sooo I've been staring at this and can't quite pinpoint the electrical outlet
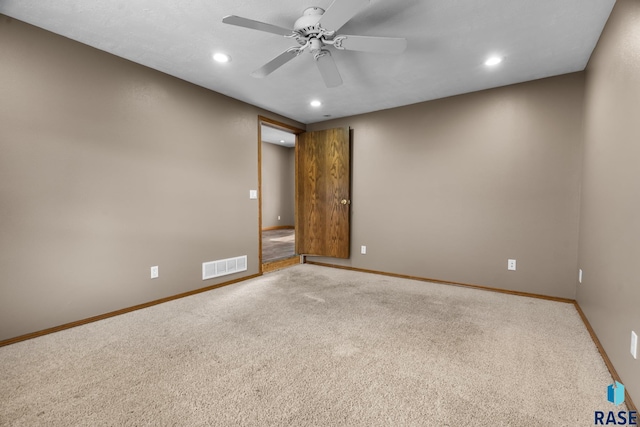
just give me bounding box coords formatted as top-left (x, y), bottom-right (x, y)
top-left (278, 215), bottom-right (281, 221)
top-left (632, 331), bottom-right (638, 359)
top-left (361, 245), bottom-right (367, 255)
top-left (150, 266), bottom-right (159, 279)
top-left (507, 259), bottom-right (516, 271)
top-left (578, 269), bottom-right (583, 284)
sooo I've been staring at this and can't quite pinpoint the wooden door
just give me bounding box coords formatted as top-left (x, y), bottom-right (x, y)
top-left (296, 127), bottom-right (350, 258)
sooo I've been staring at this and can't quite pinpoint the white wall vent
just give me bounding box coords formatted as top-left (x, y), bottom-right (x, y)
top-left (202, 255), bottom-right (247, 280)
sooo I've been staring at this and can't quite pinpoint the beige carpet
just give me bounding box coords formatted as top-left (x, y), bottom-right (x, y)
top-left (0, 265), bottom-right (623, 426)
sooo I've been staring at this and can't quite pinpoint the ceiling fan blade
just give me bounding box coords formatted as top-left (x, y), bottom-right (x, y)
top-left (318, 0), bottom-right (370, 32)
top-left (335, 35), bottom-right (407, 54)
top-left (222, 15), bottom-right (294, 37)
top-left (315, 51), bottom-right (343, 88)
top-left (251, 48), bottom-right (301, 78)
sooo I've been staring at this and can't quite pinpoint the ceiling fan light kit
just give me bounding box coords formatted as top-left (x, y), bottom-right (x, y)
top-left (222, 0), bottom-right (407, 88)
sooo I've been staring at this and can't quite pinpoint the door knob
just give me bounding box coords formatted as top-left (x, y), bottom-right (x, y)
top-left (341, 199), bottom-right (350, 205)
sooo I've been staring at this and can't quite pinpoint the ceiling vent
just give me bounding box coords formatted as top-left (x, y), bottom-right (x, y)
top-left (202, 255), bottom-right (247, 280)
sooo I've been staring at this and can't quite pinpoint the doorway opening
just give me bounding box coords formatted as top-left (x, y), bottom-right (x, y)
top-left (258, 117), bottom-right (304, 273)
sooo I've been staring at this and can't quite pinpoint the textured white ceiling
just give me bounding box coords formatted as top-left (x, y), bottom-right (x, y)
top-left (0, 0), bottom-right (615, 124)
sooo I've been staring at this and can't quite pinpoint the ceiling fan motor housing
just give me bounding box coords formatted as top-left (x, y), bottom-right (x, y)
top-left (294, 7), bottom-right (325, 35)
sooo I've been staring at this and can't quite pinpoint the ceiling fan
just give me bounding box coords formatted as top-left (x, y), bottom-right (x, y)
top-left (222, 0), bottom-right (407, 88)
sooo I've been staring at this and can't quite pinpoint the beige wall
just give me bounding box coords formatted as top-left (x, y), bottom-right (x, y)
top-left (0, 16), bottom-right (302, 341)
top-left (578, 0), bottom-right (640, 400)
top-left (308, 73), bottom-right (585, 300)
top-left (261, 142), bottom-right (295, 228)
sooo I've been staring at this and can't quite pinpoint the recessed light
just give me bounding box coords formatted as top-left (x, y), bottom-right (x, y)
top-left (280, 140), bottom-right (285, 143)
top-left (310, 100), bottom-right (322, 107)
top-left (213, 53), bottom-right (231, 63)
top-left (485, 56), bottom-right (503, 66)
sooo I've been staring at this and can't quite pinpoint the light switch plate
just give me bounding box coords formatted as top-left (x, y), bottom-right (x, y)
top-left (632, 331), bottom-right (638, 359)
top-left (249, 190), bottom-right (257, 199)
top-left (578, 269), bottom-right (583, 283)
top-left (150, 266), bottom-right (159, 279)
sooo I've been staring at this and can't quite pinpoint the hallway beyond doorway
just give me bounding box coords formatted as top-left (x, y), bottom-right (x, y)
top-left (262, 228), bottom-right (295, 263)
